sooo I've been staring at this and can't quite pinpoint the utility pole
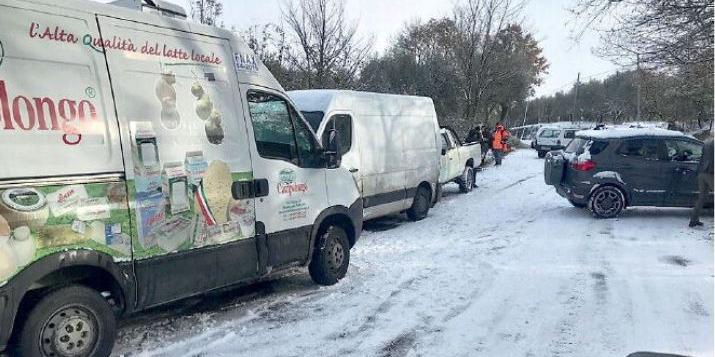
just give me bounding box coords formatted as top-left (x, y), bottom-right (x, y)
top-left (521, 100), bottom-right (530, 140)
top-left (635, 53), bottom-right (642, 122)
top-left (572, 72), bottom-right (580, 124)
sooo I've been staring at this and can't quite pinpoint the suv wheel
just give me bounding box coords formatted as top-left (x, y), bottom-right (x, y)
top-left (17, 285), bottom-right (117, 357)
top-left (309, 225), bottom-right (350, 286)
top-left (458, 167), bottom-right (475, 193)
top-left (589, 186), bottom-right (625, 218)
top-left (407, 186), bottom-right (430, 221)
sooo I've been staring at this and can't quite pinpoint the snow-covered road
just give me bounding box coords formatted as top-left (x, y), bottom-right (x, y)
top-left (114, 150), bottom-right (714, 357)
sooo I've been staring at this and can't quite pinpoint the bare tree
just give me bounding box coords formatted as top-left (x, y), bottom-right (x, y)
top-left (190, 0), bottom-right (223, 27)
top-left (282, 0), bottom-right (373, 88)
top-left (452, 0), bottom-right (525, 124)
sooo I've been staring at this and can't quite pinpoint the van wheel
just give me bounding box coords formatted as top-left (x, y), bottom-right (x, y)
top-left (538, 150), bottom-right (546, 158)
top-left (17, 285), bottom-right (117, 357)
top-left (458, 167), bottom-right (475, 193)
top-left (589, 186), bottom-right (625, 219)
top-left (309, 226), bottom-right (350, 286)
top-left (407, 186), bottom-right (430, 221)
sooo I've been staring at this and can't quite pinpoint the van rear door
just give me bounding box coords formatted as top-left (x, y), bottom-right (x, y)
top-left (96, 17), bottom-right (258, 308)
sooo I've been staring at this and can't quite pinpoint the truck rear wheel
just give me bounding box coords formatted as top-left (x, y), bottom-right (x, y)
top-left (458, 167), bottom-right (475, 193)
top-left (17, 285), bottom-right (117, 357)
top-left (407, 186), bottom-right (430, 221)
top-left (309, 226), bottom-right (350, 286)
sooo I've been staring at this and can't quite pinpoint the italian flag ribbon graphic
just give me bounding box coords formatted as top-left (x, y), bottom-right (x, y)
top-left (195, 183), bottom-right (217, 226)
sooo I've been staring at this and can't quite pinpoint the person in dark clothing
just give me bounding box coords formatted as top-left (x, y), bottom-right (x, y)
top-left (690, 136), bottom-right (714, 227)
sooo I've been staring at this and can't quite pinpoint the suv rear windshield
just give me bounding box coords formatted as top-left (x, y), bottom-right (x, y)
top-left (565, 138), bottom-right (609, 155)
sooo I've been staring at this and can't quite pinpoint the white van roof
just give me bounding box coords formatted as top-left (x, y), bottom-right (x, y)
top-left (288, 90), bottom-right (436, 118)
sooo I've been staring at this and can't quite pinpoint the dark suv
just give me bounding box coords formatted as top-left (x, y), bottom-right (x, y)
top-left (544, 128), bottom-right (712, 218)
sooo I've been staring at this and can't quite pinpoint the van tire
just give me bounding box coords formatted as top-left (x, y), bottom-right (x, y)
top-left (17, 285), bottom-right (117, 357)
top-left (407, 186), bottom-right (430, 221)
top-left (538, 150), bottom-right (546, 158)
top-left (458, 167), bottom-right (475, 193)
top-left (309, 226), bottom-right (350, 286)
top-left (588, 186), bottom-right (626, 219)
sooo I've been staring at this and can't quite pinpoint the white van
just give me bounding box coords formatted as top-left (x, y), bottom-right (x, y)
top-left (289, 90), bottom-right (442, 221)
top-left (0, 1), bottom-right (362, 355)
top-left (534, 126), bottom-right (580, 158)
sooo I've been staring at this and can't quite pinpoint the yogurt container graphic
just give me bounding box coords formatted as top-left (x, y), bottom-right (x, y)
top-left (9, 226), bottom-right (36, 268)
top-left (0, 188), bottom-right (50, 229)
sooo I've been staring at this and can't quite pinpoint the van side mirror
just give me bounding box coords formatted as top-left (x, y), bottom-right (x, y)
top-left (324, 128), bottom-right (342, 169)
top-left (441, 148), bottom-right (447, 156)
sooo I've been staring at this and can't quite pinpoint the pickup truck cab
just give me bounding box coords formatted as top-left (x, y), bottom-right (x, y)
top-left (0, 0), bottom-right (361, 355)
top-left (439, 127), bottom-right (482, 193)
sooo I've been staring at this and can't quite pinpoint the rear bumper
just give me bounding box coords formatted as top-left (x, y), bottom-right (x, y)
top-left (556, 184), bottom-right (589, 205)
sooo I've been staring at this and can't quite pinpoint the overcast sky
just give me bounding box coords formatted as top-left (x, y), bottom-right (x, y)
top-left (100, 0), bottom-right (619, 98)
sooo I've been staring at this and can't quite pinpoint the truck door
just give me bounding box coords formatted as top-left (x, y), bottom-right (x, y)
top-left (96, 17), bottom-right (258, 307)
top-left (241, 87), bottom-right (329, 270)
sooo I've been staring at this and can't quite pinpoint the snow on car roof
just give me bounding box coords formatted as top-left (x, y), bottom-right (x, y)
top-left (576, 127), bottom-right (690, 140)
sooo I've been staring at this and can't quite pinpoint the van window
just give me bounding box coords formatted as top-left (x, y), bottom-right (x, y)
top-left (301, 111), bottom-right (325, 132)
top-left (617, 139), bottom-right (663, 160)
top-left (321, 114), bottom-right (353, 157)
top-left (248, 92), bottom-right (298, 164)
top-left (564, 130), bottom-right (577, 139)
top-left (540, 129), bottom-right (561, 138)
top-left (441, 134), bottom-right (449, 152)
top-left (293, 111), bottom-right (324, 168)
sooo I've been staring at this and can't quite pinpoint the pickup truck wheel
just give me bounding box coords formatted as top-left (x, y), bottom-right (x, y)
top-left (309, 226), bottom-right (350, 286)
top-left (17, 285), bottom-right (116, 357)
top-left (407, 186), bottom-right (430, 221)
top-left (589, 186), bottom-right (625, 219)
top-left (458, 167), bottom-right (474, 193)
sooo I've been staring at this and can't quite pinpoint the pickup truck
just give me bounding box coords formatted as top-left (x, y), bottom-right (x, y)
top-left (439, 127), bottom-right (482, 193)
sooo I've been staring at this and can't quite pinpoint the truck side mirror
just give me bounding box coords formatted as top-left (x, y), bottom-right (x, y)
top-left (324, 128), bottom-right (342, 169)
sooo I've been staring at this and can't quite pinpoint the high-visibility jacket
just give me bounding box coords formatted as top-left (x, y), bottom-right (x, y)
top-left (492, 127), bottom-right (509, 151)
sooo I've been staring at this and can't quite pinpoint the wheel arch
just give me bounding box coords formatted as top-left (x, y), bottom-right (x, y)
top-left (589, 182), bottom-right (630, 207)
top-left (1, 251), bottom-right (134, 350)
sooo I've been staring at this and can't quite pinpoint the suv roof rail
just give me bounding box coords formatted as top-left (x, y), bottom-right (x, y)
top-left (109, 0), bottom-right (187, 19)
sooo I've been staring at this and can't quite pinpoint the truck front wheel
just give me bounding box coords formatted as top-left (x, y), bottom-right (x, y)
top-left (309, 226), bottom-right (350, 286)
top-left (458, 166), bottom-right (475, 193)
top-left (17, 285), bottom-right (117, 357)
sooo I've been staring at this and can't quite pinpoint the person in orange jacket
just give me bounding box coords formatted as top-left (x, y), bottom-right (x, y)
top-left (491, 122), bottom-right (511, 166)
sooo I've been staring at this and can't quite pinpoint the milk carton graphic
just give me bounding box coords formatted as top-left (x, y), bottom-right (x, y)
top-left (162, 162), bottom-right (190, 215)
top-left (184, 151), bottom-right (208, 188)
top-left (131, 122), bottom-right (162, 195)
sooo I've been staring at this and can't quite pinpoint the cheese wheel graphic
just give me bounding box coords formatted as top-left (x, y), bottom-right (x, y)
top-left (0, 188), bottom-right (50, 229)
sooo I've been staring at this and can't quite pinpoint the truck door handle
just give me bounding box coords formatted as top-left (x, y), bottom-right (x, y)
top-left (232, 179), bottom-right (269, 199)
top-left (349, 168), bottom-right (359, 173)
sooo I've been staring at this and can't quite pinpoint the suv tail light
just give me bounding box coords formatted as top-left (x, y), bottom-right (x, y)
top-left (571, 160), bottom-right (596, 171)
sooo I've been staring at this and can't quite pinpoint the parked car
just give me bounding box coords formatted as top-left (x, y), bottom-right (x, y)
top-left (439, 127), bottom-right (482, 192)
top-left (0, 1), bottom-right (363, 355)
top-left (534, 126), bottom-right (580, 158)
top-left (544, 128), bottom-right (712, 218)
top-left (288, 90), bottom-right (441, 222)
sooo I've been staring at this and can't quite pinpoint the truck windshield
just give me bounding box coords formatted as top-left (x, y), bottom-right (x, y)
top-left (301, 111), bottom-right (325, 132)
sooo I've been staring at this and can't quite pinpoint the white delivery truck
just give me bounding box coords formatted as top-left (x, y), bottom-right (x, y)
top-left (289, 90), bottom-right (442, 222)
top-left (439, 127), bottom-right (482, 192)
top-left (0, 1), bottom-right (362, 355)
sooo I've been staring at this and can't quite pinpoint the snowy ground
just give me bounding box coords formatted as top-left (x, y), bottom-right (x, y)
top-left (114, 150), bottom-right (714, 357)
